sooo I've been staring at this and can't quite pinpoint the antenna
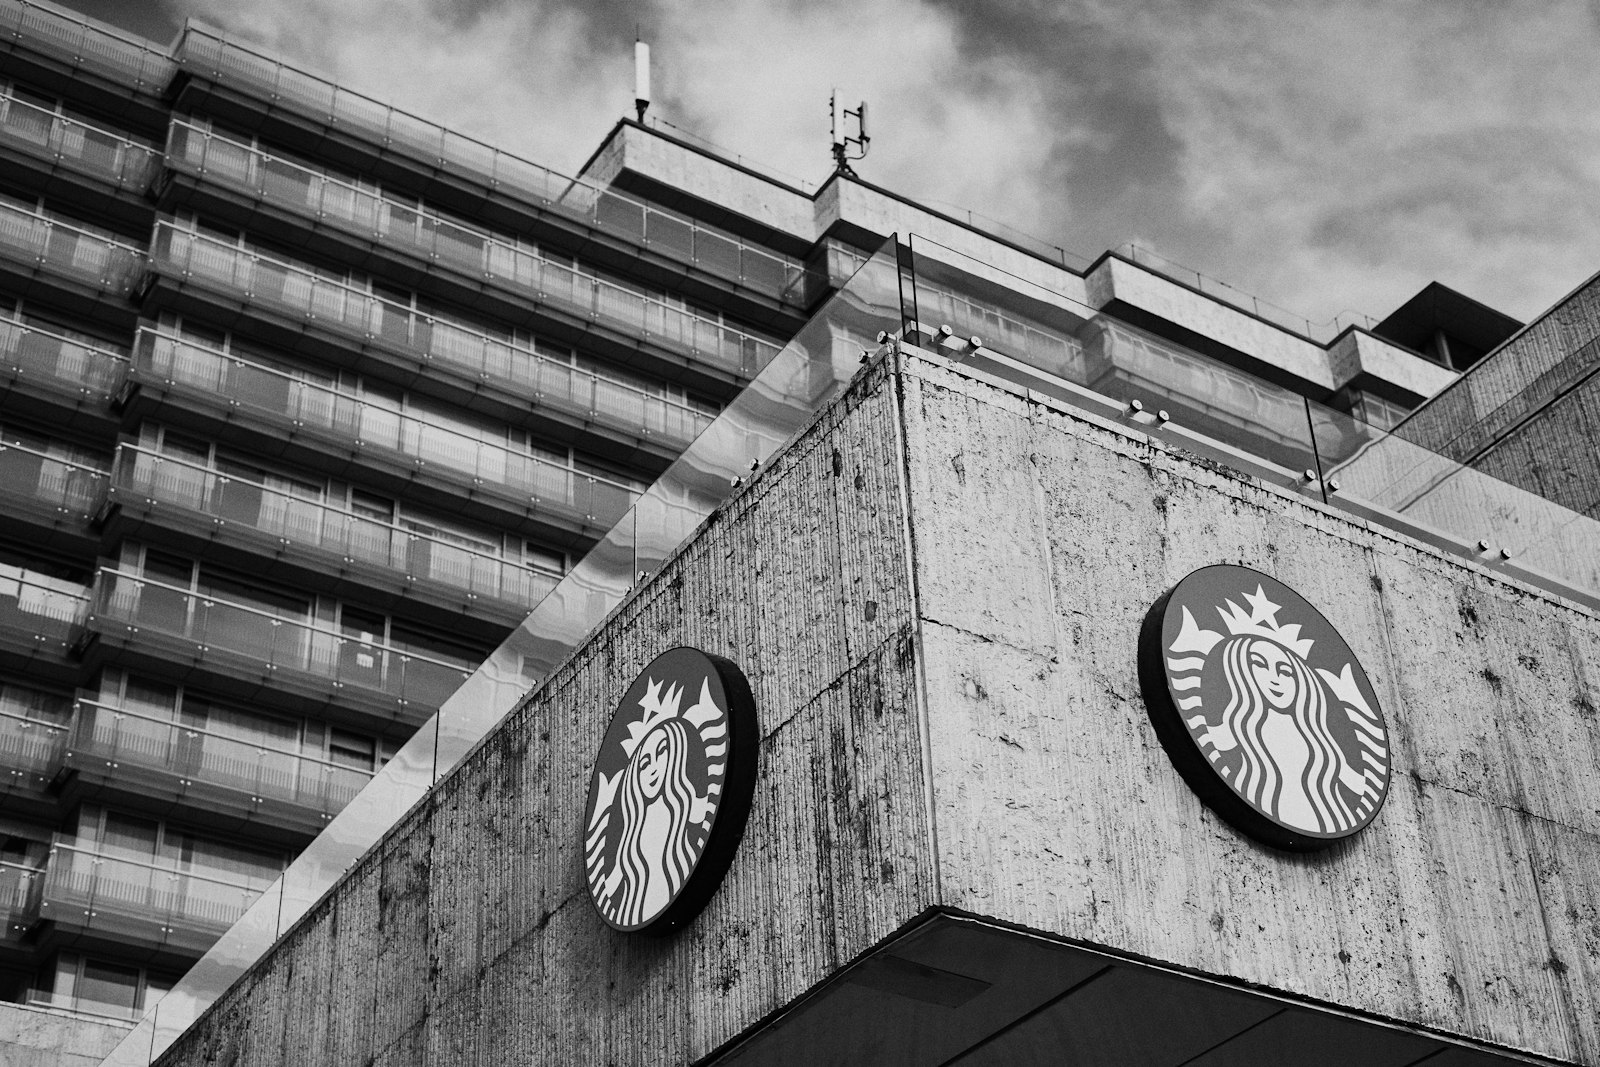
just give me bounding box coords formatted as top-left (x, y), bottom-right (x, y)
top-left (634, 39), bottom-right (651, 123)
top-left (829, 90), bottom-right (869, 177)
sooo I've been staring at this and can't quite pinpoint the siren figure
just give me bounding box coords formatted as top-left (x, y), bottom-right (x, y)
top-left (1171, 584), bottom-right (1375, 836)
top-left (586, 675), bottom-right (724, 928)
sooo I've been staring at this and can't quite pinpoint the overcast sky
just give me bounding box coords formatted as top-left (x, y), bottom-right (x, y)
top-left (60, 0), bottom-right (1600, 328)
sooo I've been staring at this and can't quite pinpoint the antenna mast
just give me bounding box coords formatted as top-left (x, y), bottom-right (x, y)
top-left (634, 39), bottom-right (651, 123)
top-left (829, 91), bottom-right (869, 177)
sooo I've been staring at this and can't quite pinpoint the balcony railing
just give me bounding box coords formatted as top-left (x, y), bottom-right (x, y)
top-left (168, 33), bottom-right (809, 303)
top-left (0, 0), bottom-right (177, 92)
top-left (90, 568), bottom-right (475, 712)
top-left (1, 859), bottom-right (44, 932)
top-left (0, 705), bottom-right (66, 789)
top-left (0, 91), bottom-right (160, 191)
top-left (0, 316), bottom-right (128, 403)
top-left (148, 220), bottom-right (775, 380)
top-left (0, 200), bottom-right (146, 296)
top-left (0, 437), bottom-right (106, 525)
top-left (108, 444), bottom-right (560, 609)
top-left (63, 699), bottom-right (374, 827)
top-left (33, 841), bottom-right (268, 939)
top-left (0, 568), bottom-right (90, 655)
top-left (163, 120), bottom-right (782, 383)
top-left (130, 328), bottom-right (640, 528)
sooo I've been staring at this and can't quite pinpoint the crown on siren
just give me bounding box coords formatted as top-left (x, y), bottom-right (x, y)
top-left (1216, 585), bottom-right (1315, 658)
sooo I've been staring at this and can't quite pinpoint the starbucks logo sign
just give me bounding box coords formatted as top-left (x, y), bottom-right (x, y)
top-left (1139, 565), bottom-right (1391, 851)
top-left (583, 647), bottom-right (759, 934)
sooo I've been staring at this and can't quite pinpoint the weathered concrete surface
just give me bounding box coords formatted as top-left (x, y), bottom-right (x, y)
top-left (902, 358), bottom-right (1600, 1064)
top-left (156, 350), bottom-right (1600, 1066)
top-left (0, 1003), bottom-right (130, 1067)
top-left (157, 358), bottom-right (933, 1067)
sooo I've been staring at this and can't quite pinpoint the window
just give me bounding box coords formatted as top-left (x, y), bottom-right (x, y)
top-left (39, 953), bottom-right (178, 1020)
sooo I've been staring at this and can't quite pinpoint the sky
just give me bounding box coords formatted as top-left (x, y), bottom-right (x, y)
top-left (58, 0), bottom-right (1600, 329)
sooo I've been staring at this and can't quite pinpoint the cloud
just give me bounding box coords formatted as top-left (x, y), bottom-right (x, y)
top-left (83, 0), bottom-right (1600, 327)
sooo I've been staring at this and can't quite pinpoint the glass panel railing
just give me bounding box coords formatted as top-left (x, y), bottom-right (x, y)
top-left (168, 33), bottom-right (810, 304)
top-left (130, 328), bottom-right (640, 531)
top-left (1, 860), bottom-right (44, 918)
top-left (1310, 406), bottom-right (1600, 603)
top-left (99, 234), bottom-right (907, 1067)
top-left (165, 120), bottom-right (783, 385)
top-left (33, 842), bottom-right (269, 939)
top-left (0, 567), bottom-right (89, 654)
top-left (64, 699), bottom-right (374, 826)
top-left (108, 445), bottom-right (559, 611)
top-left (906, 235), bottom-right (1324, 491)
top-left (0, 705), bottom-right (68, 782)
top-left (0, 92), bottom-right (160, 191)
top-left (906, 235), bottom-right (1600, 611)
top-left (88, 569), bottom-right (474, 713)
top-left (147, 219), bottom-right (777, 381)
top-left (0, 437), bottom-right (107, 525)
top-left (0, 201), bottom-right (146, 296)
top-left (0, 0), bottom-right (177, 92)
top-left (0, 316), bottom-right (127, 402)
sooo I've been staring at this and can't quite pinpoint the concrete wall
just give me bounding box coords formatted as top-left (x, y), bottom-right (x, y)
top-left (903, 357), bottom-right (1599, 1064)
top-left (154, 351), bottom-right (1600, 1066)
top-left (0, 1003), bottom-right (130, 1067)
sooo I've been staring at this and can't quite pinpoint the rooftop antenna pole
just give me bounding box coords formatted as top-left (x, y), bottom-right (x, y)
top-left (829, 90), bottom-right (869, 178)
top-left (634, 37), bottom-right (651, 123)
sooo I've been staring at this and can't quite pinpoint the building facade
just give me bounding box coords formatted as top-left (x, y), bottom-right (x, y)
top-left (3, 1), bottom-right (1592, 1064)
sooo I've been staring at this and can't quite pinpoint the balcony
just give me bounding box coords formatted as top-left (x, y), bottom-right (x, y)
top-left (1, 860), bottom-right (44, 951)
top-left (0, 437), bottom-right (105, 551)
top-left (29, 841), bottom-right (266, 955)
top-left (104, 443), bottom-right (558, 626)
top-left (58, 699), bottom-right (373, 839)
top-left (0, 200), bottom-right (145, 303)
top-left (0, 90), bottom-right (160, 196)
top-left (0, 0), bottom-right (176, 96)
top-left (126, 329), bottom-right (640, 539)
top-left (164, 40), bottom-right (810, 308)
top-left (0, 316), bottom-right (127, 421)
top-left (0, 566), bottom-right (89, 679)
top-left (145, 220), bottom-right (776, 388)
top-left (85, 568), bottom-right (473, 725)
top-left (0, 704), bottom-right (67, 808)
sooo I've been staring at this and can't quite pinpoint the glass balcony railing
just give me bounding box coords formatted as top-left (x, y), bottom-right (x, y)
top-left (0, 705), bottom-right (67, 787)
top-left (0, 437), bottom-right (106, 527)
top-left (147, 220), bottom-right (776, 380)
top-left (33, 842), bottom-right (268, 940)
top-left (162, 120), bottom-right (783, 384)
top-left (0, 0), bottom-right (177, 92)
top-left (0, 567), bottom-right (90, 656)
top-left (0, 91), bottom-right (160, 191)
top-left (130, 328), bottom-right (641, 529)
top-left (0, 316), bottom-right (128, 403)
top-left (63, 699), bottom-right (374, 829)
top-left (108, 444), bottom-right (560, 610)
top-left (89, 568), bottom-right (475, 713)
top-left (2, 860), bottom-right (44, 943)
top-left (168, 32), bottom-right (810, 304)
top-left (0, 200), bottom-right (146, 296)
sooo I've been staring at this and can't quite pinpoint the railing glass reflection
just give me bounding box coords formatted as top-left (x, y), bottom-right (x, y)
top-left (0, 0), bottom-right (177, 91)
top-left (109, 445), bottom-right (559, 610)
top-left (90, 569), bottom-right (473, 713)
top-left (0, 567), bottom-right (90, 654)
top-left (64, 699), bottom-right (373, 826)
top-left (0, 201), bottom-right (145, 296)
top-left (166, 35), bottom-right (810, 304)
top-left (0, 91), bottom-right (159, 190)
top-left (0, 316), bottom-right (127, 402)
top-left (33, 842), bottom-right (266, 938)
top-left (0, 438), bottom-right (105, 525)
top-left (130, 329), bottom-right (639, 529)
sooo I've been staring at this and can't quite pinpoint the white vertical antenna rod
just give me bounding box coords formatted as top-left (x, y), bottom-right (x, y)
top-left (635, 40), bottom-right (651, 123)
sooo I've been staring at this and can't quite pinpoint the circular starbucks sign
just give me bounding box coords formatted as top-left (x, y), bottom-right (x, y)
top-left (1138, 565), bottom-right (1391, 851)
top-left (582, 647), bottom-right (759, 934)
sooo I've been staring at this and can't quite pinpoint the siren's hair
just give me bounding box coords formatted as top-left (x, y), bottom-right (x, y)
top-left (1220, 636), bottom-right (1355, 833)
top-left (610, 718), bottom-right (698, 927)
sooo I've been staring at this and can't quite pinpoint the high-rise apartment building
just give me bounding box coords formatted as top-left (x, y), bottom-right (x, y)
top-left (0, 1), bottom-right (1562, 1060)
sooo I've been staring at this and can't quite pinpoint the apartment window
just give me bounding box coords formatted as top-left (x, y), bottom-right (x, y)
top-left (327, 728), bottom-right (376, 771)
top-left (39, 953), bottom-right (180, 1020)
